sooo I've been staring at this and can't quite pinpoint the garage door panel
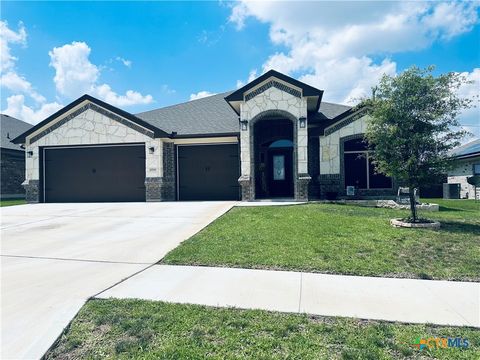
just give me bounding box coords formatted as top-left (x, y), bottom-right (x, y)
top-left (43, 145), bottom-right (145, 203)
top-left (178, 144), bottom-right (239, 201)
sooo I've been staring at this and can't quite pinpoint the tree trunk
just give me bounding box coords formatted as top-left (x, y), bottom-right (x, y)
top-left (409, 188), bottom-right (417, 222)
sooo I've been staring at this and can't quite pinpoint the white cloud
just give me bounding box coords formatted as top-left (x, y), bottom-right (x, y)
top-left (456, 68), bottom-right (480, 140)
top-left (229, 1), bottom-right (480, 104)
top-left (160, 84), bottom-right (176, 95)
top-left (3, 94), bottom-right (62, 124)
top-left (0, 20), bottom-right (26, 73)
top-left (423, 2), bottom-right (479, 40)
top-left (0, 21), bottom-right (46, 104)
top-left (95, 84), bottom-right (153, 106)
top-left (190, 91), bottom-right (216, 100)
top-left (236, 69), bottom-right (258, 89)
top-left (0, 21), bottom-right (61, 123)
top-left (1, 71), bottom-right (46, 103)
top-left (49, 41), bottom-right (99, 98)
top-left (49, 41), bottom-right (153, 106)
top-left (116, 56), bottom-right (132, 68)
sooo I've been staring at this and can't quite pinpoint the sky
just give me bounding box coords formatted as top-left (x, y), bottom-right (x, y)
top-left (1, 1), bottom-right (479, 139)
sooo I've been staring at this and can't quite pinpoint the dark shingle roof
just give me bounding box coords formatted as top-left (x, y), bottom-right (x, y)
top-left (1, 114), bottom-right (32, 151)
top-left (136, 92), bottom-right (351, 137)
top-left (136, 91), bottom-right (239, 137)
top-left (450, 138), bottom-right (480, 159)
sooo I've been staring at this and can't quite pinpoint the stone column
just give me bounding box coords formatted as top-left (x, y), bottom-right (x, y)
top-left (295, 116), bottom-right (310, 201)
top-left (145, 177), bottom-right (162, 201)
top-left (160, 142), bottom-right (176, 201)
top-left (238, 112), bottom-right (253, 201)
top-left (23, 180), bottom-right (40, 203)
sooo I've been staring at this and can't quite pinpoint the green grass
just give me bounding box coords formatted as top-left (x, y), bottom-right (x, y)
top-left (163, 199), bottom-right (480, 281)
top-left (46, 299), bottom-right (479, 360)
top-left (0, 198), bottom-right (26, 207)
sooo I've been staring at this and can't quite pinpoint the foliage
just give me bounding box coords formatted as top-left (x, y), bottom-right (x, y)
top-left (361, 66), bottom-right (473, 221)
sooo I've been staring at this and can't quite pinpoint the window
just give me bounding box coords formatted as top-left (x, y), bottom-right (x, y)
top-left (344, 138), bottom-right (392, 189)
top-left (474, 164), bottom-right (480, 175)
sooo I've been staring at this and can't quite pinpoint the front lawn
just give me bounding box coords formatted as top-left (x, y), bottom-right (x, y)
top-left (0, 199), bottom-right (26, 207)
top-left (46, 299), bottom-right (479, 359)
top-left (163, 199), bottom-right (480, 281)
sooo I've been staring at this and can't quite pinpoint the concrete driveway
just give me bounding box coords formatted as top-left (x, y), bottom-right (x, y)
top-left (1, 201), bottom-right (234, 360)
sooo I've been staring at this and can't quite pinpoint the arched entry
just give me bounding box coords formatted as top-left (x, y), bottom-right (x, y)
top-left (253, 118), bottom-right (294, 198)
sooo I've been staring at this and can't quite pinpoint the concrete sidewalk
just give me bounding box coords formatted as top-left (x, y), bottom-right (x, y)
top-left (98, 265), bottom-right (480, 327)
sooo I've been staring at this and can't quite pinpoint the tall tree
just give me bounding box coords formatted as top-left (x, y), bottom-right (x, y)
top-left (362, 66), bottom-right (473, 222)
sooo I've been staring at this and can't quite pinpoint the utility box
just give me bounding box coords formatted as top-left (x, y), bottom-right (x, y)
top-left (443, 183), bottom-right (461, 199)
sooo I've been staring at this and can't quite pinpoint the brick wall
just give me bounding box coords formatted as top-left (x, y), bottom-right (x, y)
top-left (1, 149), bottom-right (25, 198)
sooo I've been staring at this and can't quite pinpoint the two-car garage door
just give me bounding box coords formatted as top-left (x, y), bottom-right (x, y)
top-left (43, 145), bottom-right (146, 202)
top-left (42, 143), bottom-right (239, 202)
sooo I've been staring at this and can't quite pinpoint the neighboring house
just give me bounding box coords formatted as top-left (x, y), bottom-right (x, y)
top-left (1, 114), bottom-right (33, 199)
top-left (447, 139), bottom-right (480, 199)
top-left (12, 70), bottom-right (395, 203)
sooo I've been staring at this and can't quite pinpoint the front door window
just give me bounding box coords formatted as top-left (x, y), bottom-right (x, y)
top-left (273, 155), bottom-right (285, 180)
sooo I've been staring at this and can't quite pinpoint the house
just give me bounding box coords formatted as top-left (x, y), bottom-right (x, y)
top-left (1, 114), bottom-right (33, 199)
top-left (446, 139), bottom-right (480, 199)
top-left (12, 70), bottom-right (395, 203)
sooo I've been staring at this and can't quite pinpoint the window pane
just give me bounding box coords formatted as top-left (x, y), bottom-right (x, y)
top-left (369, 159), bottom-right (392, 188)
top-left (474, 164), bottom-right (480, 175)
top-left (273, 155), bottom-right (285, 180)
top-left (345, 153), bottom-right (367, 188)
top-left (344, 138), bottom-right (367, 152)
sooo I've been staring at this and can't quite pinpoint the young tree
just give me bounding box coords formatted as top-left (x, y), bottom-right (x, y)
top-left (362, 66), bottom-right (473, 222)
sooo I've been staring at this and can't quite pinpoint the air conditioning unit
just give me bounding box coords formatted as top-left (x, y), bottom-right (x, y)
top-left (346, 186), bottom-right (356, 196)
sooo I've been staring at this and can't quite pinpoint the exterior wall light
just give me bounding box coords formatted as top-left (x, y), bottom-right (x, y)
top-left (240, 120), bottom-right (248, 131)
top-left (299, 117), bottom-right (307, 128)
top-left (148, 147), bottom-right (155, 154)
top-left (27, 151), bottom-right (33, 158)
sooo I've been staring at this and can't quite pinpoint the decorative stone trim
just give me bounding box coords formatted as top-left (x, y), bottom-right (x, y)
top-left (324, 108), bottom-right (367, 136)
top-left (390, 218), bottom-right (441, 229)
top-left (162, 142), bottom-right (176, 201)
top-left (318, 174), bottom-right (340, 181)
top-left (29, 103), bottom-right (155, 144)
top-left (250, 109), bottom-right (298, 124)
top-left (23, 179), bottom-right (39, 203)
top-left (245, 80), bottom-right (301, 102)
top-left (145, 177), bottom-right (162, 201)
top-left (296, 173), bottom-right (311, 201)
top-left (238, 175), bottom-right (253, 201)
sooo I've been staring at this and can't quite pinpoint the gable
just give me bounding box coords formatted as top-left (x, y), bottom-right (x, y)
top-left (225, 69), bottom-right (323, 115)
top-left (28, 102), bottom-right (155, 145)
top-left (12, 94), bottom-right (168, 145)
top-left (27, 103), bottom-right (158, 148)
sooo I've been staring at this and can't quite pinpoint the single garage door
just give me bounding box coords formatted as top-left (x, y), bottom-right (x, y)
top-left (178, 144), bottom-right (239, 200)
top-left (43, 144), bottom-right (146, 202)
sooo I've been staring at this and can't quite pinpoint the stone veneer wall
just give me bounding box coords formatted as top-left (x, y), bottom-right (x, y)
top-left (318, 114), bottom-right (397, 198)
top-left (0, 149), bottom-right (26, 198)
top-left (447, 157), bottom-right (479, 199)
top-left (23, 103), bottom-right (165, 202)
top-left (238, 80), bottom-right (310, 200)
top-left (161, 142), bottom-right (176, 200)
top-left (307, 136), bottom-right (320, 199)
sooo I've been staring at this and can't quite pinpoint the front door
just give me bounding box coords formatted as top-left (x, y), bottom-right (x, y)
top-left (267, 148), bottom-right (293, 197)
